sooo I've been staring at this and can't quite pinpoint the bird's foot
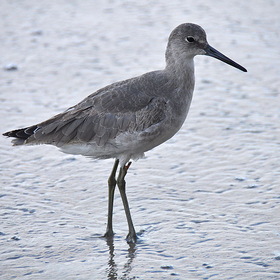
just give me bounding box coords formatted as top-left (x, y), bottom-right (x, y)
top-left (103, 230), bottom-right (115, 239)
top-left (126, 231), bottom-right (138, 244)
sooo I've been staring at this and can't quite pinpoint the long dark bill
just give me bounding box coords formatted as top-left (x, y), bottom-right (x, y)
top-left (205, 45), bottom-right (247, 72)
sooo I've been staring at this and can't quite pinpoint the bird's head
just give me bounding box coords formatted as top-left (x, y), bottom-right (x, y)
top-left (166, 23), bottom-right (247, 72)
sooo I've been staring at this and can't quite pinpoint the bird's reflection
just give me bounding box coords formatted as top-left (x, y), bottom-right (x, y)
top-left (106, 238), bottom-right (137, 280)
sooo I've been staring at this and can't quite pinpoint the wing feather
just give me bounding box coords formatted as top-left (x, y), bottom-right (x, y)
top-left (22, 71), bottom-right (171, 147)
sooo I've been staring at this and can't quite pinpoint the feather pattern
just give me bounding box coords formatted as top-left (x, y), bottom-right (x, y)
top-left (14, 71), bottom-right (176, 151)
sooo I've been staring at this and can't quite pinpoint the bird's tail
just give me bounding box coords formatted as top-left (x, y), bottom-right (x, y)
top-left (3, 125), bottom-right (38, 145)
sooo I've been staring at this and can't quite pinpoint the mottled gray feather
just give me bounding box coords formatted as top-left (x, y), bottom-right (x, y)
top-left (23, 71), bottom-right (172, 147)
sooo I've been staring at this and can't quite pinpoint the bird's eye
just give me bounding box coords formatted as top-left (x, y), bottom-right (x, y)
top-left (185, 36), bottom-right (195, 43)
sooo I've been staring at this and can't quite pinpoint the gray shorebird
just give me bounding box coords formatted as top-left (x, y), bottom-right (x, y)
top-left (3, 23), bottom-right (247, 243)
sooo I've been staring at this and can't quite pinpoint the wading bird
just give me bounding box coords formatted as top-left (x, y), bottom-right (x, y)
top-left (3, 23), bottom-right (247, 243)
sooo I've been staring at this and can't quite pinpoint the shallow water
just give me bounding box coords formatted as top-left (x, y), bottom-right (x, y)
top-left (1, 0), bottom-right (280, 279)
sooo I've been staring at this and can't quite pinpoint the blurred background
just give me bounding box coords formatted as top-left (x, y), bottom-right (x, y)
top-left (1, 1), bottom-right (279, 279)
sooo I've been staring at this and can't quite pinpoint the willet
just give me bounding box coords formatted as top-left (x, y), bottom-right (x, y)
top-left (3, 23), bottom-right (247, 243)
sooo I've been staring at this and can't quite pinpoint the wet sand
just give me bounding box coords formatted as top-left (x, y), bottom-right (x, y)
top-left (1, 0), bottom-right (279, 279)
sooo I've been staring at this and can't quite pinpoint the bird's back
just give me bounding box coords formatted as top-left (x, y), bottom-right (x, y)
top-left (4, 69), bottom-right (191, 162)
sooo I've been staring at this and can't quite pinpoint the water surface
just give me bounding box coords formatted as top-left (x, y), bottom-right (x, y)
top-left (1, 0), bottom-right (279, 279)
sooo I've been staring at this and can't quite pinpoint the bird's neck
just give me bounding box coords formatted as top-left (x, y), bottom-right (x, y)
top-left (165, 53), bottom-right (195, 94)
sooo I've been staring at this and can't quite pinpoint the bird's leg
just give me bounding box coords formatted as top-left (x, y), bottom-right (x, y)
top-left (104, 159), bottom-right (119, 238)
top-left (117, 162), bottom-right (137, 243)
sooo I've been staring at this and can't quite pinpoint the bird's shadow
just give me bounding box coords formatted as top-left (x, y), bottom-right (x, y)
top-left (105, 237), bottom-right (137, 280)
